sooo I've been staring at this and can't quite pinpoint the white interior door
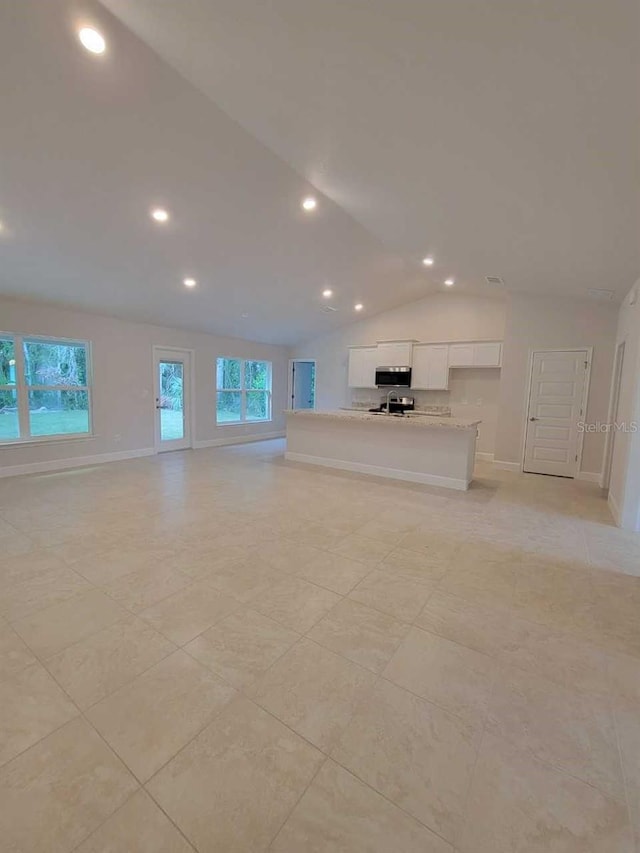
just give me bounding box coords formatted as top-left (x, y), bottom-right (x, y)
top-left (523, 349), bottom-right (589, 477)
top-left (154, 348), bottom-right (192, 452)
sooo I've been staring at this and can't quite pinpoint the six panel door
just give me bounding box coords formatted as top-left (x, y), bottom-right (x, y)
top-left (523, 350), bottom-right (588, 477)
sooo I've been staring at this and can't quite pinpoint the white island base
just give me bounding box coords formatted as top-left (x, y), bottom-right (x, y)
top-left (285, 410), bottom-right (481, 491)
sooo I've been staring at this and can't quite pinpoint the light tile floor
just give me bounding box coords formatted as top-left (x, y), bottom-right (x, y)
top-left (0, 438), bottom-right (639, 852)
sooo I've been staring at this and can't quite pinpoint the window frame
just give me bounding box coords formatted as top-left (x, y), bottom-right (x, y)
top-left (0, 332), bottom-right (93, 445)
top-left (216, 357), bottom-right (272, 425)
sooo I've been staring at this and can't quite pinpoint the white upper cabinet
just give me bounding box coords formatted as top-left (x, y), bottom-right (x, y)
top-left (473, 342), bottom-right (502, 367)
top-left (448, 343), bottom-right (476, 367)
top-left (347, 346), bottom-right (378, 388)
top-left (449, 341), bottom-right (502, 368)
top-left (348, 340), bottom-right (502, 389)
top-left (411, 344), bottom-right (449, 390)
top-left (375, 341), bottom-right (414, 367)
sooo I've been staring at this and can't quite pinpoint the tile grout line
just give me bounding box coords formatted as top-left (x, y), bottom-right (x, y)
top-left (264, 756), bottom-right (329, 851)
top-left (7, 572), bottom-right (218, 852)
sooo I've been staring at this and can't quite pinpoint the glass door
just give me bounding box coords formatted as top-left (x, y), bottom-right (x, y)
top-left (290, 360), bottom-right (316, 409)
top-left (154, 348), bottom-right (191, 452)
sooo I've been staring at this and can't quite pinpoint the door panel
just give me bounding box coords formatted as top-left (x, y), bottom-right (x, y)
top-left (154, 349), bottom-right (191, 452)
top-left (523, 350), bottom-right (588, 477)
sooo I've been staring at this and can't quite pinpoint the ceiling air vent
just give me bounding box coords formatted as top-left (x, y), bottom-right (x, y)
top-left (587, 289), bottom-right (614, 301)
top-left (321, 305), bottom-right (338, 313)
top-left (485, 276), bottom-right (504, 286)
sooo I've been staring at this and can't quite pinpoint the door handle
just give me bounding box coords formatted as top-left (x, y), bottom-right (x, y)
top-left (529, 417), bottom-right (538, 421)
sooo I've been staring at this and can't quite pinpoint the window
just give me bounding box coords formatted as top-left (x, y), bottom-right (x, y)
top-left (0, 334), bottom-right (92, 443)
top-left (216, 358), bottom-right (271, 424)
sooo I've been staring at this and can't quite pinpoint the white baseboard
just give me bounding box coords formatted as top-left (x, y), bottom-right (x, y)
top-left (492, 460), bottom-right (521, 472)
top-left (194, 431), bottom-right (285, 449)
top-left (475, 452), bottom-right (494, 462)
top-left (577, 471), bottom-right (602, 484)
top-left (0, 447), bottom-right (156, 479)
top-left (284, 451), bottom-right (470, 491)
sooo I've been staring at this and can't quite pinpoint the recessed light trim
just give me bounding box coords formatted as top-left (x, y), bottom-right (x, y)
top-left (78, 27), bottom-right (106, 54)
top-left (151, 208), bottom-right (169, 223)
top-left (322, 289), bottom-right (333, 298)
top-left (422, 257), bottom-right (434, 266)
top-left (354, 303), bottom-right (364, 311)
top-left (302, 196), bottom-right (317, 212)
top-left (444, 278), bottom-right (455, 287)
top-left (183, 278), bottom-right (197, 288)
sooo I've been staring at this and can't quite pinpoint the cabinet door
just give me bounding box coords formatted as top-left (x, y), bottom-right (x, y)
top-left (348, 347), bottom-right (377, 388)
top-left (473, 342), bottom-right (502, 367)
top-left (448, 343), bottom-right (475, 368)
top-left (376, 342), bottom-right (413, 366)
top-left (411, 345), bottom-right (449, 390)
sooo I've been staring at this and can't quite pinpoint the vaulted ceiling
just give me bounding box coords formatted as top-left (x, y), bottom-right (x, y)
top-left (1, 0), bottom-right (638, 344)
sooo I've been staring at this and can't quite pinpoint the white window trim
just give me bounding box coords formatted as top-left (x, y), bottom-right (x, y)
top-left (0, 332), bottom-right (94, 446)
top-left (216, 358), bottom-right (272, 425)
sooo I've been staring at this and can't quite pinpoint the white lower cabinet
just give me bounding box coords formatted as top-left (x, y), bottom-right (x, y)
top-left (347, 346), bottom-right (378, 388)
top-left (411, 344), bottom-right (449, 390)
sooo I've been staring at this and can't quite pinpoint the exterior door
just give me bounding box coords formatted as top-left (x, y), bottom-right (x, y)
top-left (154, 348), bottom-right (192, 452)
top-left (291, 360), bottom-right (316, 409)
top-left (523, 350), bottom-right (589, 477)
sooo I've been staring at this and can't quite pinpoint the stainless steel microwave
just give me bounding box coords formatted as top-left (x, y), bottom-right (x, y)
top-left (375, 366), bottom-right (412, 388)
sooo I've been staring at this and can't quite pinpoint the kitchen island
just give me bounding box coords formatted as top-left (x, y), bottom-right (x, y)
top-left (285, 409), bottom-right (481, 490)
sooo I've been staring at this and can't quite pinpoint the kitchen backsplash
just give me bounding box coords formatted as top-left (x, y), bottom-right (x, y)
top-left (349, 394), bottom-right (452, 416)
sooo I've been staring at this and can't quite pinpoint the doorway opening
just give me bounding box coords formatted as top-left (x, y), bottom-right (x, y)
top-left (289, 360), bottom-right (316, 410)
top-left (153, 347), bottom-right (193, 452)
top-left (523, 348), bottom-right (591, 478)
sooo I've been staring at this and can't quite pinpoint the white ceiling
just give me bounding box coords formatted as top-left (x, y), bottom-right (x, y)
top-left (1, 1), bottom-right (638, 346)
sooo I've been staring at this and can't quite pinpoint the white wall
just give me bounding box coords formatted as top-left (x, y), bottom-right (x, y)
top-left (495, 293), bottom-right (618, 476)
top-left (608, 281), bottom-right (640, 530)
top-left (0, 297), bottom-right (289, 475)
top-left (292, 293), bottom-right (507, 455)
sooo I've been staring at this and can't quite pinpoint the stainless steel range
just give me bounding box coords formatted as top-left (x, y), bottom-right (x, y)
top-left (369, 395), bottom-right (415, 414)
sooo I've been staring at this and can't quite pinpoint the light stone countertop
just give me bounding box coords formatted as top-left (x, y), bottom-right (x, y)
top-left (285, 409), bottom-right (481, 429)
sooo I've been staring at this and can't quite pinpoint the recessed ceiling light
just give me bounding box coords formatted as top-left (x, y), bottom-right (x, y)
top-left (354, 303), bottom-right (364, 311)
top-left (444, 278), bottom-right (455, 287)
top-left (302, 196), bottom-right (317, 211)
top-left (422, 257), bottom-right (434, 266)
top-left (241, 313), bottom-right (249, 319)
top-left (78, 27), bottom-right (106, 55)
top-left (322, 289), bottom-right (333, 298)
top-left (151, 208), bottom-right (169, 223)
top-left (183, 278), bottom-right (196, 288)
